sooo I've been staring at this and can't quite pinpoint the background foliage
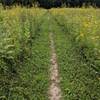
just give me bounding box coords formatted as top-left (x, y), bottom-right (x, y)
top-left (0, 0), bottom-right (100, 8)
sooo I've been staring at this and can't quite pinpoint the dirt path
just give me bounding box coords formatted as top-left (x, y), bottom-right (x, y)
top-left (49, 32), bottom-right (61, 100)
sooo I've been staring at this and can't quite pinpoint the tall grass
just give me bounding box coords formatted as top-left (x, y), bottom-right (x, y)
top-left (50, 8), bottom-right (100, 73)
top-left (0, 7), bottom-right (50, 99)
top-left (50, 8), bottom-right (100, 99)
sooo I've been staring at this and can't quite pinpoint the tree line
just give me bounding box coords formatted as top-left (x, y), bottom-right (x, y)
top-left (0, 0), bottom-right (100, 8)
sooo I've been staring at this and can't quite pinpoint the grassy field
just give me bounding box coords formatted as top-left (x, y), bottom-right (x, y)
top-left (0, 7), bottom-right (100, 100)
top-left (0, 8), bottom-right (50, 99)
top-left (49, 8), bottom-right (100, 99)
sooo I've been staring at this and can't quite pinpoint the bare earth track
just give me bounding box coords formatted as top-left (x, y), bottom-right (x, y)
top-left (49, 32), bottom-right (61, 100)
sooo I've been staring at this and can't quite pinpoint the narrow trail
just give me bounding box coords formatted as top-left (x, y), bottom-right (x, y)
top-left (49, 32), bottom-right (61, 100)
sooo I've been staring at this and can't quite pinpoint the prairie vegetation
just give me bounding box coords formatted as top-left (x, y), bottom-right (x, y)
top-left (0, 7), bottom-right (100, 100)
top-left (0, 8), bottom-right (50, 99)
top-left (50, 8), bottom-right (100, 99)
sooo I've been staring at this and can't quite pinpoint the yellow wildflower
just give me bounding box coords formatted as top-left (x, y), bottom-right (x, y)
top-left (80, 33), bottom-right (84, 37)
top-left (91, 36), bottom-right (99, 40)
